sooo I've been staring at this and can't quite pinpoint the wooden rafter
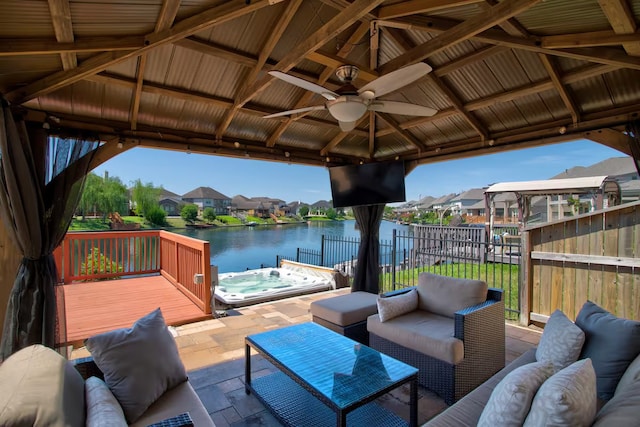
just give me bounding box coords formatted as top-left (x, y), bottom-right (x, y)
top-left (482, 0), bottom-right (530, 37)
top-left (131, 0), bottom-right (181, 131)
top-left (0, 37), bottom-right (144, 57)
top-left (376, 113), bottom-right (428, 152)
top-left (47, 0), bottom-right (77, 70)
top-left (7, 0), bottom-right (272, 103)
top-left (378, 0), bottom-right (484, 19)
top-left (538, 54), bottom-right (580, 124)
top-left (386, 27), bottom-right (489, 140)
top-left (216, 0), bottom-right (303, 140)
top-left (598, 0), bottom-right (640, 56)
top-left (379, 0), bottom-right (542, 73)
top-left (388, 15), bottom-right (640, 70)
top-left (542, 29), bottom-right (640, 49)
top-left (266, 22), bottom-right (370, 148)
top-left (237, 0), bottom-right (384, 107)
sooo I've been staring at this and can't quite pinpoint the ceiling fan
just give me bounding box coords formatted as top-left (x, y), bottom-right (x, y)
top-left (263, 62), bottom-right (437, 131)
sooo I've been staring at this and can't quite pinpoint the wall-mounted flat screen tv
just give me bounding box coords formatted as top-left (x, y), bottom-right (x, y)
top-left (329, 161), bottom-right (406, 208)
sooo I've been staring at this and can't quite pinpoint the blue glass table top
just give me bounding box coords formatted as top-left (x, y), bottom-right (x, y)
top-left (246, 322), bottom-right (418, 409)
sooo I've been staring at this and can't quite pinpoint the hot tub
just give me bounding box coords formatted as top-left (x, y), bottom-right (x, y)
top-left (215, 260), bottom-right (336, 307)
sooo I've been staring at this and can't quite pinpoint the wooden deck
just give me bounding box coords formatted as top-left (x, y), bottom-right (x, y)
top-left (61, 275), bottom-right (211, 346)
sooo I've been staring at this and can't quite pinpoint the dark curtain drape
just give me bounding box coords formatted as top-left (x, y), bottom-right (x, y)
top-left (351, 204), bottom-right (385, 294)
top-left (0, 99), bottom-right (99, 360)
top-left (626, 120), bottom-right (640, 177)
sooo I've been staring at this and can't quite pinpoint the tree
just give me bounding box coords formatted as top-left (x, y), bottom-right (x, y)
top-left (299, 205), bottom-right (309, 217)
top-left (131, 179), bottom-right (161, 217)
top-left (101, 176), bottom-right (129, 220)
top-left (79, 173), bottom-right (103, 218)
top-left (181, 204), bottom-right (199, 223)
top-left (326, 207), bottom-right (337, 220)
top-left (203, 207), bottom-right (216, 223)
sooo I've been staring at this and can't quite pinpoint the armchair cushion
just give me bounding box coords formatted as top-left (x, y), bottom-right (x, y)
top-left (368, 311), bottom-right (463, 364)
top-left (85, 376), bottom-right (127, 427)
top-left (615, 353), bottom-right (640, 396)
top-left (0, 344), bottom-right (85, 427)
top-left (85, 308), bottom-right (188, 424)
top-left (417, 273), bottom-right (488, 318)
top-left (377, 288), bottom-right (418, 322)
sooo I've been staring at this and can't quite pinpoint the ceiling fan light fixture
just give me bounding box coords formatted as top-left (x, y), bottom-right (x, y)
top-left (327, 96), bottom-right (367, 122)
top-left (335, 65), bottom-right (359, 83)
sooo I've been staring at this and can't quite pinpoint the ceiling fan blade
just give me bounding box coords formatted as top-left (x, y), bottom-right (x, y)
top-left (269, 71), bottom-right (338, 100)
top-left (368, 101), bottom-right (437, 116)
top-left (338, 120), bottom-right (357, 132)
top-left (263, 105), bottom-right (326, 119)
top-left (358, 62), bottom-right (432, 99)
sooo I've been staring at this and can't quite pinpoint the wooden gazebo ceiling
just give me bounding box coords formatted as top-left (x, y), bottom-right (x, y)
top-left (1, 0), bottom-right (640, 170)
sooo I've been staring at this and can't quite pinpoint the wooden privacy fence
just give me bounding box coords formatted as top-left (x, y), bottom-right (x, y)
top-left (53, 230), bottom-right (211, 314)
top-left (521, 200), bottom-right (640, 325)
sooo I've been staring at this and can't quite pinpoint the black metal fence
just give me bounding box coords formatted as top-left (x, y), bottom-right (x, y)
top-left (276, 224), bottom-right (521, 319)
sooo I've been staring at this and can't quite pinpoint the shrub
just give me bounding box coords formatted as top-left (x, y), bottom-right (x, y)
top-left (145, 205), bottom-right (167, 226)
top-left (203, 207), bottom-right (216, 223)
top-left (80, 248), bottom-right (123, 280)
top-left (181, 204), bottom-right (199, 223)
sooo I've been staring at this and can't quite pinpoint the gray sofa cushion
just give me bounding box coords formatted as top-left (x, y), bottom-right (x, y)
top-left (424, 349), bottom-right (537, 426)
top-left (85, 308), bottom-right (188, 424)
top-left (615, 352), bottom-right (640, 396)
top-left (416, 273), bottom-right (487, 318)
top-left (592, 379), bottom-right (640, 426)
top-left (575, 300), bottom-right (640, 400)
top-left (85, 376), bottom-right (127, 427)
top-left (0, 344), bottom-right (86, 427)
top-left (367, 310), bottom-right (464, 365)
top-left (310, 291), bottom-right (378, 326)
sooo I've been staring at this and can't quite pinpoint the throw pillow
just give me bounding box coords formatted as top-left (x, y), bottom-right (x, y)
top-left (536, 309), bottom-right (585, 372)
top-left (0, 344), bottom-right (85, 427)
top-left (85, 308), bottom-right (188, 424)
top-left (615, 352), bottom-right (640, 396)
top-left (477, 361), bottom-right (554, 427)
top-left (523, 358), bottom-right (597, 427)
top-left (85, 376), bottom-right (127, 427)
top-left (377, 289), bottom-right (418, 322)
top-left (575, 300), bottom-right (640, 400)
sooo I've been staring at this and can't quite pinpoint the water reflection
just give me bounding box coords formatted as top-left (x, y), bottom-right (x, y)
top-left (172, 220), bottom-right (408, 273)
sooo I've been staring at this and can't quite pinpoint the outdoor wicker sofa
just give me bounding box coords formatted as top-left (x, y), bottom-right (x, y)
top-left (367, 273), bottom-right (505, 405)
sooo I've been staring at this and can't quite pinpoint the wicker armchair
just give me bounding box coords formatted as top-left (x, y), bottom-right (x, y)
top-left (367, 273), bottom-right (505, 405)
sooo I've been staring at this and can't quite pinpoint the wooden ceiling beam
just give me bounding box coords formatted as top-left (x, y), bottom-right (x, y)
top-left (378, 0), bottom-right (483, 19)
top-left (379, 0), bottom-right (541, 74)
top-left (538, 54), bottom-right (580, 124)
top-left (376, 112), bottom-right (429, 151)
top-left (582, 127), bottom-right (633, 155)
top-left (542, 29), bottom-right (640, 49)
top-left (216, 0), bottom-right (303, 140)
top-left (7, 0), bottom-right (272, 104)
top-left (132, 0), bottom-right (181, 131)
top-left (237, 0), bottom-right (384, 107)
top-left (305, 51), bottom-right (379, 82)
top-left (388, 15), bottom-right (640, 70)
top-left (47, 0), bottom-right (77, 70)
top-left (598, 0), bottom-right (640, 56)
top-left (0, 37), bottom-right (144, 57)
top-left (267, 22), bottom-right (370, 148)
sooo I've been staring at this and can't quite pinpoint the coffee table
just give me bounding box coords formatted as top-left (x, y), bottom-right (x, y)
top-left (245, 322), bottom-right (418, 427)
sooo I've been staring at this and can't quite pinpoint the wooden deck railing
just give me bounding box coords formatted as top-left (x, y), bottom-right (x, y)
top-left (54, 230), bottom-right (211, 314)
top-left (520, 200), bottom-right (640, 325)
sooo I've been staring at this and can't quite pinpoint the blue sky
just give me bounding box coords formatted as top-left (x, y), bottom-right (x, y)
top-left (93, 139), bottom-right (626, 204)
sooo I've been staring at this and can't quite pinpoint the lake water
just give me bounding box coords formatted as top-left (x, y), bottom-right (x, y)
top-left (173, 220), bottom-right (409, 273)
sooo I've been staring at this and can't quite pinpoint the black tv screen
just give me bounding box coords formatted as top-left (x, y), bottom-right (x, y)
top-left (329, 161), bottom-right (406, 208)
